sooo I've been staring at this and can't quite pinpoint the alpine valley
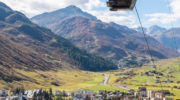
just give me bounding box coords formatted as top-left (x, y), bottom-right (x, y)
top-left (0, 1), bottom-right (180, 99)
top-left (0, 2), bottom-right (117, 88)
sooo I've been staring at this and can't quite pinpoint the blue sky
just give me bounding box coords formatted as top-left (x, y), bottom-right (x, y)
top-left (134, 0), bottom-right (176, 28)
top-left (1, 0), bottom-right (180, 29)
top-left (95, 0), bottom-right (180, 28)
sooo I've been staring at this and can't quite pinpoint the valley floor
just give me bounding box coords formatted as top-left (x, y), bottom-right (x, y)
top-left (0, 58), bottom-right (180, 99)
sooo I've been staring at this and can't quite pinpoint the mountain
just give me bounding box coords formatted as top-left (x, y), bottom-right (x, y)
top-left (135, 25), bottom-right (166, 35)
top-left (136, 25), bottom-right (180, 52)
top-left (31, 5), bottom-right (98, 27)
top-left (0, 2), bottom-right (118, 84)
top-left (135, 27), bottom-right (147, 34)
top-left (147, 25), bottom-right (167, 35)
top-left (31, 5), bottom-right (179, 67)
top-left (152, 28), bottom-right (180, 52)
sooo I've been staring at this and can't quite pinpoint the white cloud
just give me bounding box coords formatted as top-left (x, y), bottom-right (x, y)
top-left (170, 0), bottom-right (180, 16)
top-left (0, 0), bottom-right (137, 27)
top-left (146, 13), bottom-right (177, 24)
top-left (83, 0), bottom-right (136, 27)
top-left (88, 10), bottom-right (136, 27)
top-left (146, 0), bottom-right (180, 24)
top-left (84, 0), bottom-right (105, 10)
top-left (1, 0), bottom-right (89, 17)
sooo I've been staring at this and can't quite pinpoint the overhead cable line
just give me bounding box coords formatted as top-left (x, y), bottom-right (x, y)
top-left (166, 0), bottom-right (180, 91)
top-left (134, 6), bottom-right (164, 90)
top-left (134, 6), bottom-right (155, 66)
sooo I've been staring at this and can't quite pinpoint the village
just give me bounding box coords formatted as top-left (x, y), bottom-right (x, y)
top-left (0, 87), bottom-right (175, 100)
top-left (0, 72), bottom-right (178, 100)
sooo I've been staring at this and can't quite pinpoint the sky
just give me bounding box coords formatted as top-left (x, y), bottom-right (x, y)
top-left (1, 0), bottom-right (180, 29)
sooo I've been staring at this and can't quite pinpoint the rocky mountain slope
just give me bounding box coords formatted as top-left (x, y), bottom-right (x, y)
top-left (153, 28), bottom-right (180, 52)
top-left (0, 1), bottom-right (118, 84)
top-left (136, 25), bottom-right (180, 52)
top-left (31, 6), bottom-right (179, 67)
top-left (147, 25), bottom-right (167, 35)
top-left (136, 25), bottom-right (167, 35)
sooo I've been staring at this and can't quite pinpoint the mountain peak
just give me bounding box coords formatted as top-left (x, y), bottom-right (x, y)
top-left (66, 5), bottom-right (80, 9)
top-left (31, 5), bottom-right (97, 25)
top-left (150, 25), bottom-right (164, 29)
top-left (56, 5), bottom-right (82, 13)
top-left (0, 2), bottom-right (30, 23)
top-left (0, 2), bottom-right (12, 10)
top-left (148, 25), bottom-right (166, 34)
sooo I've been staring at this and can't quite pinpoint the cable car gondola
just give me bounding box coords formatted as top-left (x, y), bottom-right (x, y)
top-left (107, 0), bottom-right (137, 11)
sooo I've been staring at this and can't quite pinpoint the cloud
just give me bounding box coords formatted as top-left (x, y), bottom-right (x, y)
top-left (84, 0), bottom-right (105, 10)
top-left (83, 0), bottom-right (136, 27)
top-left (1, 0), bottom-right (89, 17)
top-left (89, 10), bottom-right (136, 27)
top-left (146, 13), bottom-right (177, 24)
top-left (146, 0), bottom-right (180, 24)
top-left (170, 0), bottom-right (180, 16)
top-left (0, 0), bottom-right (137, 27)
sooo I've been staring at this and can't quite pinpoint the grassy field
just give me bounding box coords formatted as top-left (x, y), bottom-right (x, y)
top-left (0, 69), bottom-right (105, 91)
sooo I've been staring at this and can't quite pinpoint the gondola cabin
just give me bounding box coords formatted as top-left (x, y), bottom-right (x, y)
top-left (107, 0), bottom-right (137, 11)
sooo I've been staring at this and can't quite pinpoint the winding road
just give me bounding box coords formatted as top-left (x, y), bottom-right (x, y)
top-left (103, 74), bottom-right (110, 85)
top-left (103, 74), bottom-right (131, 91)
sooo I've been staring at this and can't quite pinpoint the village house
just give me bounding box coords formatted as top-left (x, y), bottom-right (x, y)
top-left (162, 78), bottom-right (174, 83)
top-left (177, 81), bottom-right (180, 84)
top-left (123, 95), bottom-right (136, 100)
top-left (177, 86), bottom-right (180, 89)
top-left (155, 92), bottom-right (165, 98)
top-left (54, 90), bottom-right (63, 96)
top-left (71, 89), bottom-right (96, 100)
top-left (128, 89), bottom-right (135, 95)
top-left (163, 98), bottom-right (173, 100)
top-left (0, 90), bottom-right (9, 97)
top-left (24, 89), bottom-right (40, 99)
top-left (0, 97), bottom-right (6, 100)
top-left (155, 80), bottom-right (161, 83)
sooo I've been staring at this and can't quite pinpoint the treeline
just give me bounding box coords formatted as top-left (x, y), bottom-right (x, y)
top-left (50, 36), bottom-right (117, 71)
top-left (32, 88), bottom-right (66, 100)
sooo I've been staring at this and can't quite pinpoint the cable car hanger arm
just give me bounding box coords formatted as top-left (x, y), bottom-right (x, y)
top-left (107, 0), bottom-right (137, 11)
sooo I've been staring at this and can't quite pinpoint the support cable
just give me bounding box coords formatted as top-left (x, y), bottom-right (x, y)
top-left (166, 0), bottom-right (179, 55)
top-left (166, 0), bottom-right (180, 91)
top-left (134, 6), bottom-right (155, 66)
top-left (134, 6), bottom-right (164, 91)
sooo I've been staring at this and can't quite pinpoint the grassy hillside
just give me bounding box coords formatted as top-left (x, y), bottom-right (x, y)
top-left (107, 57), bottom-right (180, 99)
top-left (0, 68), bottom-right (128, 94)
top-left (0, 68), bottom-right (104, 91)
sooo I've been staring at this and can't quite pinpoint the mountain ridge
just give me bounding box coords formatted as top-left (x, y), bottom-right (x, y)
top-left (136, 25), bottom-right (180, 52)
top-left (147, 25), bottom-right (167, 34)
top-left (31, 5), bottom-right (98, 27)
top-left (31, 5), bottom-right (179, 67)
top-left (156, 28), bottom-right (180, 51)
top-left (136, 25), bottom-right (167, 35)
